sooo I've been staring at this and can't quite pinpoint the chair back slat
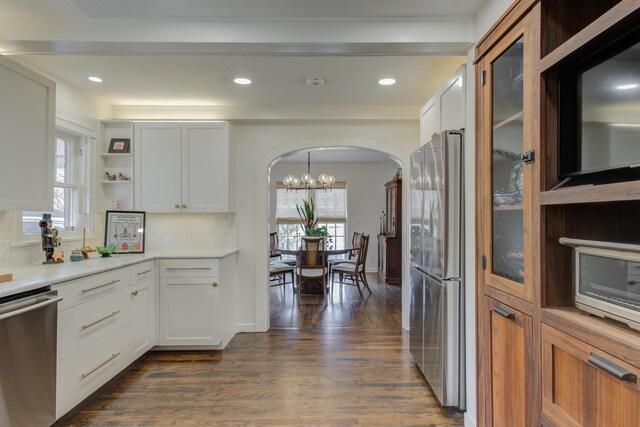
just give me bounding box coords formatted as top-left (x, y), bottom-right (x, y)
top-left (300, 236), bottom-right (325, 268)
top-left (357, 234), bottom-right (370, 265)
top-left (269, 232), bottom-right (278, 256)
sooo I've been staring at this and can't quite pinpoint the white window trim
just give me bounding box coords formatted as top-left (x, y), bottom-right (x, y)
top-left (13, 125), bottom-right (96, 246)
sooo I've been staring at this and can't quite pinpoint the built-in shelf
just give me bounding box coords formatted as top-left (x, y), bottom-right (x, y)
top-left (539, 0), bottom-right (640, 73)
top-left (100, 180), bottom-right (132, 184)
top-left (540, 181), bottom-right (640, 205)
top-left (493, 204), bottom-right (523, 211)
top-left (542, 307), bottom-right (640, 367)
top-left (100, 153), bottom-right (132, 158)
top-left (492, 111), bottom-right (523, 130)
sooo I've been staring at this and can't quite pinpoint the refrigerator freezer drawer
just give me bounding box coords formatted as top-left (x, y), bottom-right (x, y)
top-left (422, 274), bottom-right (460, 407)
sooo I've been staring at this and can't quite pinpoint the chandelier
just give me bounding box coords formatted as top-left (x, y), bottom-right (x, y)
top-left (283, 152), bottom-right (336, 191)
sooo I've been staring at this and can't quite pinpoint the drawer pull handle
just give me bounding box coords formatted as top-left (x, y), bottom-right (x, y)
top-left (81, 311), bottom-right (121, 330)
top-left (164, 267), bottom-right (211, 271)
top-left (181, 204), bottom-right (187, 208)
top-left (492, 306), bottom-right (515, 319)
top-left (212, 282), bottom-right (218, 287)
top-left (175, 204), bottom-right (180, 209)
top-left (82, 279), bottom-right (121, 293)
top-left (588, 353), bottom-right (637, 383)
top-left (131, 290), bottom-right (139, 296)
top-left (137, 270), bottom-right (152, 275)
top-left (81, 352), bottom-right (121, 379)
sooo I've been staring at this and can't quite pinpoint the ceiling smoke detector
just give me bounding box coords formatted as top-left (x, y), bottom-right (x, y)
top-left (306, 77), bottom-right (325, 87)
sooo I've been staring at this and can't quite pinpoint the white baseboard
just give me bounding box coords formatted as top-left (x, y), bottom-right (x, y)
top-left (236, 323), bottom-right (257, 333)
top-left (464, 412), bottom-right (476, 427)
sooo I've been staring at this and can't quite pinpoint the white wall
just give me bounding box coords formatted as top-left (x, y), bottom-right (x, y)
top-left (269, 161), bottom-right (399, 272)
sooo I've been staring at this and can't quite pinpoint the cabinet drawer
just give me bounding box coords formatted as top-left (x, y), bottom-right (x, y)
top-left (542, 325), bottom-right (640, 426)
top-left (131, 260), bottom-right (154, 284)
top-left (160, 259), bottom-right (219, 278)
top-left (55, 268), bottom-right (130, 311)
top-left (57, 287), bottom-right (131, 361)
top-left (56, 324), bottom-right (130, 419)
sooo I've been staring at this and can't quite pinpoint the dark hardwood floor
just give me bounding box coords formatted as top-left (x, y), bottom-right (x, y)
top-left (270, 273), bottom-right (402, 329)
top-left (58, 273), bottom-right (464, 426)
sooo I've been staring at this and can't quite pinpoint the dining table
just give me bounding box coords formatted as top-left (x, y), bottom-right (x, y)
top-left (274, 243), bottom-right (358, 294)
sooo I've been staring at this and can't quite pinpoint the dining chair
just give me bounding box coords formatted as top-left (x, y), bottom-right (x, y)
top-left (269, 232), bottom-right (281, 260)
top-left (296, 236), bottom-right (327, 299)
top-left (328, 231), bottom-right (362, 269)
top-left (269, 261), bottom-right (295, 292)
top-left (331, 234), bottom-right (371, 296)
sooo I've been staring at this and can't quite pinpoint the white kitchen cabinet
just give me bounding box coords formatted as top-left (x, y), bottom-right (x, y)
top-left (0, 55), bottom-right (55, 211)
top-left (134, 121), bottom-right (232, 213)
top-left (130, 275), bottom-right (156, 359)
top-left (420, 64), bottom-right (466, 145)
top-left (159, 259), bottom-right (222, 346)
top-left (134, 122), bottom-right (182, 212)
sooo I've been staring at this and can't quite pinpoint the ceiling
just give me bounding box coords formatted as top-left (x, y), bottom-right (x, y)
top-left (277, 148), bottom-right (396, 163)
top-left (0, 0), bottom-right (485, 20)
top-left (17, 55), bottom-right (465, 107)
top-left (1, 0), bottom-right (476, 112)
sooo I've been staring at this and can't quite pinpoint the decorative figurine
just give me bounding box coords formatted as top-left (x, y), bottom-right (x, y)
top-left (105, 172), bottom-right (117, 181)
top-left (117, 172), bottom-right (130, 181)
top-left (40, 213), bottom-right (64, 264)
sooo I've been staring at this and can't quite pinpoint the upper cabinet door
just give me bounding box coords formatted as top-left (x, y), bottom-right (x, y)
top-left (481, 11), bottom-right (538, 303)
top-left (0, 56), bottom-right (55, 211)
top-left (134, 123), bottom-right (182, 213)
top-left (181, 123), bottom-right (229, 213)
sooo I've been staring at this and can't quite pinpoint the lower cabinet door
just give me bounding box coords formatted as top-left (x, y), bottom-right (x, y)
top-left (542, 324), bottom-right (640, 427)
top-left (130, 279), bottom-right (156, 358)
top-left (486, 297), bottom-right (532, 427)
top-left (159, 277), bottom-right (221, 346)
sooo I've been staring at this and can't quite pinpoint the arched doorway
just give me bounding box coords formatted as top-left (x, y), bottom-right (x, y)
top-left (253, 137), bottom-right (412, 331)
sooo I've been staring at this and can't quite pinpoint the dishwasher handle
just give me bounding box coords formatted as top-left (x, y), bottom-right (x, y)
top-left (0, 295), bottom-right (63, 321)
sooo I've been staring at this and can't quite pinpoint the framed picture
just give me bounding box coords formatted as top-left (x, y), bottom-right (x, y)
top-left (104, 211), bottom-right (146, 253)
top-left (108, 138), bottom-right (131, 153)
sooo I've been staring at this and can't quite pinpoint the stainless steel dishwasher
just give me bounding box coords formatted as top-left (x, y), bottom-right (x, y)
top-left (0, 287), bottom-right (62, 427)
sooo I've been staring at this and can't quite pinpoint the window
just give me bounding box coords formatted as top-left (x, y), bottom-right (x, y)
top-left (275, 183), bottom-right (347, 250)
top-left (22, 130), bottom-right (90, 236)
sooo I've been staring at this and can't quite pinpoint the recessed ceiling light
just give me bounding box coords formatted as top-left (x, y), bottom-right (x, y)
top-left (616, 83), bottom-right (638, 90)
top-left (234, 77), bottom-right (252, 85)
top-left (378, 78), bottom-right (396, 86)
top-left (88, 76), bottom-right (103, 83)
top-left (306, 77), bottom-right (325, 87)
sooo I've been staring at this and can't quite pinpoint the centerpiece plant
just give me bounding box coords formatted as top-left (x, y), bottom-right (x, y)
top-left (296, 198), bottom-right (332, 243)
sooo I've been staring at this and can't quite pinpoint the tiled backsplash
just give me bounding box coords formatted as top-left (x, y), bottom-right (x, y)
top-left (0, 211), bottom-right (237, 269)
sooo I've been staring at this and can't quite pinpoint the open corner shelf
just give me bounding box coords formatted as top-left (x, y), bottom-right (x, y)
top-left (540, 181), bottom-right (640, 205)
top-left (100, 180), bottom-right (132, 184)
top-left (542, 307), bottom-right (640, 366)
top-left (100, 153), bottom-right (132, 158)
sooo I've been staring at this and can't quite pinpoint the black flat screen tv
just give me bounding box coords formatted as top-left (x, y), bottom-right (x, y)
top-left (558, 29), bottom-right (640, 187)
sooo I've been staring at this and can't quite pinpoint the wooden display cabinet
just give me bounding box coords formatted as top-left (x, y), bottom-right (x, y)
top-left (377, 177), bottom-right (402, 284)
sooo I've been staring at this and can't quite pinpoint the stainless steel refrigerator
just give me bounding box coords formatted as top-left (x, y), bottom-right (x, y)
top-left (410, 130), bottom-right (465, 410)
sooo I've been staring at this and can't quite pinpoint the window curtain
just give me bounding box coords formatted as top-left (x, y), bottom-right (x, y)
top-left (275, 182), bottom-right (347, 224)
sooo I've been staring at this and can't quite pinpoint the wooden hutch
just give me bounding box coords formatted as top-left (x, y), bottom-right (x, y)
top-left (377, 176), bottom-right (402, 284)
top-left (475, 1), bottom-right (640, 426)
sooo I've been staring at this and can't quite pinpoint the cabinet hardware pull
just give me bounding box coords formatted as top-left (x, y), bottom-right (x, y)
top-left (82, 279), bottom-right (121, 293)
top-left (164, 267), bottom-right (211, 271)
top-left (492, 306), bottom-right (515, 319)
top-left (212, 282), bottom-right (218, 287)
top-left (588, 353), bottom-right (637, 383)
top-left (175, 204), bottom-right (180, 209)
top-left (81, 311), bottom-right (121, 330)
top-left (81, 352), bottom-right (121, 379)
top-left (131, 290), bottom-right (139, 296)
top-left (137, 270), bottom-right (152, 275)
top-left (181, 204), bottom-right (187, 208)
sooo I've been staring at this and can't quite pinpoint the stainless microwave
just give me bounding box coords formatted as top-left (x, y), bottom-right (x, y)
top-left (560, 238), bottom-right (640, 331)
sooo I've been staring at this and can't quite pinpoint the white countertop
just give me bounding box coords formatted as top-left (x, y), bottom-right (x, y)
top-left (0, 249), bottom-right (239, 299)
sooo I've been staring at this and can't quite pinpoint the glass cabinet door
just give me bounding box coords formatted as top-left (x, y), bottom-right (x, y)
top-left (482, 13), bottom-right (536, 303)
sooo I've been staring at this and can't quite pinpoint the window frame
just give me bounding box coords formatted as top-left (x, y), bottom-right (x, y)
top-left (14, 127), bottom-right (94, 245)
